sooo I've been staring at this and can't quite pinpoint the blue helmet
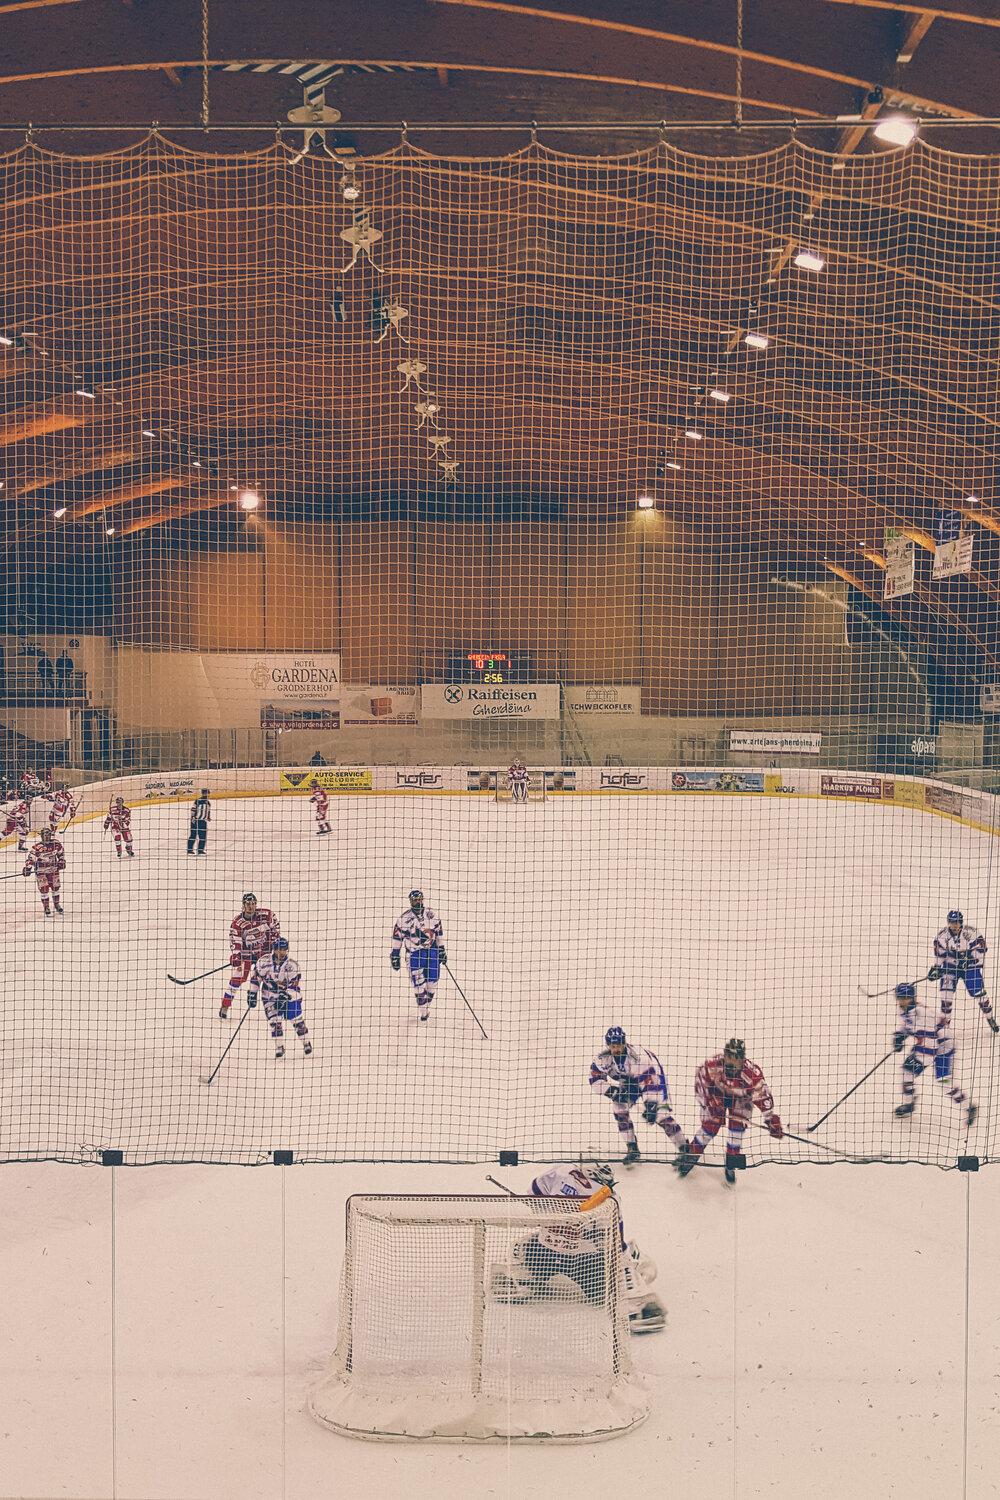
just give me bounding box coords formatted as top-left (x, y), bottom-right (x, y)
top-left (605, 1026), bottom-right (627, 1050)
top-left (273, 936), bottom-right (289, 955)
top-left (895, 982), bottom-right (916, 1010)
top-left (948, 910), bottom-right (964, 928)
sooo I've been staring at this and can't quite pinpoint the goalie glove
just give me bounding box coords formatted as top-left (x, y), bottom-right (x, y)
top-left (390, 951), bottom-right (400, 971)
top-left (642, 1099), bottom-right (660, 1124)
top-left (765, 1114), bottom-right (784, 1140)
top-left (903, 1052), bottom-right (925, 1075)
top-left (893, 1030), bottom-right (907, 1052)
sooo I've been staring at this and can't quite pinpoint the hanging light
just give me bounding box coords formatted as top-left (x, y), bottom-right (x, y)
top-left (105, 525), bottom-right (115, 536)
top-left (793, 249), bottom-right (826, 272)
top-left (53, 506), bottom-right (67, 518)
top-left (873, 115), bottom-right (918, 148)
top-left (709, 389), bottom-right (731, 403)
top-left (744, 332), bottom-right (770, 350)
top-left (666, 461), bottom-right (681, 471)
top-left (239, 491), bottom-right (261, 511)
top-left (685, 429), bottom-right (703, 442)
top-left (75, 386), bottom-right (96, 399)
top-left (637, 495), bottom-right (655, 510)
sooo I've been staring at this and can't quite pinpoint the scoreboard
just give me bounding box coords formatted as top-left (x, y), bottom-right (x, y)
top-left (447, 651), bottom-right (532, 683)
top-left (466, 652), bottom-right (509, 684)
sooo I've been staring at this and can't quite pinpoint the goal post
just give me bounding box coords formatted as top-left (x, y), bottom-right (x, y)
top-left (494, 769), bottom-right (547, 804)
top-left (309, 1193), bottom-right (648, 1443)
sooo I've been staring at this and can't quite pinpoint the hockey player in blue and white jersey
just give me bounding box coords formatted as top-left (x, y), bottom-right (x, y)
top-left (892, 982), bottom-right (976, 1125)
top-left (590, 1027), bottom-right (688, 1164)
top-left (491, 1163), bottom-right (665, 1333)
top-left (930, 911), bottom-right (998, 1033)
top-left (390, 889), bottom-right (446, 1021)
top-left (248, 937), bottom-right (312, 1059)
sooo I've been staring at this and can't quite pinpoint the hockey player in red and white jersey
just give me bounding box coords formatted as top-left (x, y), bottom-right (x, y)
top-left (3, 798), bottom-right (30, 851)
top-left (930, 910), bottom-right (997, 1033)
top-left (590, 1027), bottom-right (688, 1165)
top-left (22, 826), bottom-right (65, 915)
top-left (103, 797), bottom-right (134, 857)
top-left (675, 1039), bottom-right (783, 1184)
top-left (310, 784), bottom-right (331, 835)
top-left (48, 788), bottom-right (77, 830)
top-left (21, 770), bottom-right (49, 801)
top-left (390, 889), bottom-right (445, 1021)
top-left (220, 892), bottom-right (280, 1020)
top-left (506, 759), bottom-right (530, 803)
top-left (248, 936), bottom-right (312, 1059)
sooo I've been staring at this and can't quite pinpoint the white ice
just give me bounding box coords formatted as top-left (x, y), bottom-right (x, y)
top-left (1, 792), bottom-right (999, 1496)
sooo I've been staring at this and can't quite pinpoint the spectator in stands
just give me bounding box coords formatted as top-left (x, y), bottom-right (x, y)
top-left (309, 751), bottom-right (327, 766)
top-left (36, 655), bottom-right (55, 693)
top-left (54, 648), bottom-right (74, 694)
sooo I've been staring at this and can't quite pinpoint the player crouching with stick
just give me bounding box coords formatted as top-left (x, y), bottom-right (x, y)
top-left (248, 937), bottom-right (312, 1060)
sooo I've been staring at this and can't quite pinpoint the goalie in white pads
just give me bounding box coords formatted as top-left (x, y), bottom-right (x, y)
top-left (590, 1027), bottom-right (688, 1164)
top-left (491, 1163), bottom-right (665, 1334)
top-left (505, 759), bottom-right (530, 803)
top-left (248, 936), bottom-right (312, 1059)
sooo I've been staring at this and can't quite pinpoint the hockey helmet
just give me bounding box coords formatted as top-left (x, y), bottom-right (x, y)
top-left (201, 788), bottom-right (210, 797)
top-left (272, 936), bottom-right (289, 955)
top-left (409, 888), bottom-right (424, 910)
top-left (589, 1162), bottom-right (617, 1190)
top-left (115, 796), bottom-right (125, 809)
top-left (40, 827), bottom-right (53, 843)
top-left (723, 1038), bottom-right (746, 1078)
top-left (605, 1026), bottom-right (627, 1058)
top-left (895, 982), bottom-right (917, 1011)
top-left (947, 909), bottom-right (964, 932)
top-left (242, 892), bottom-right (258, 912)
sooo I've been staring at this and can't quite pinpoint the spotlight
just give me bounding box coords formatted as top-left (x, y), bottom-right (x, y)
top-left (793, 249), bottom-right (825, 272)
top-left (75, 386), bottom-right (96, 399)
top-left (637, 495), bottom-right (655, 510)
top-left (966, 495), bottom-right (981, 506)
top-left (874, 114), bottom-right (918, 147)
top-left (685, 429), bottom-right (703, 442)
top-left (744, 332), bottom-right (770, 350)
top-left (142, 428), bottom-right (156, 438)
top-left (709, 389), bottom-right (731, 403)
top-left (666, 461), bottom-right (681, 471)
top-left (192, 461), bottom-right (201, 469)
top-left (105, 525), bottom-right (115, 536)
top-left (0, 336), bottom-right (12, 347)
top-left (230, 484), bottom-right (239, 491)
top-left (239, 491), bottom-right (261, 511)
top-left (53, 506), bottom-right (67, 518)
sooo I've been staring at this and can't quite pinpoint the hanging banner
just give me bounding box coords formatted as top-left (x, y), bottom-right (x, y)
top-left (883, 530), bottom-right (914, 601)
top-left (421, 683), bottom-right (561, 720)
top-left (341, 686), bottom-right (419, 726)
top-left (564, 687), bottom-right (641, 717)
top-left (933, 533), bottom-right (973, 580)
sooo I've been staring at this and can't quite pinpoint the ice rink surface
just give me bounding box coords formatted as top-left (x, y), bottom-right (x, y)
top-left (2, 790), bottom-right (1000, 1496)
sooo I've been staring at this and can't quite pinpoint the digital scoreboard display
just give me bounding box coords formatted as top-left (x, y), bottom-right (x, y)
top-left (466, 652), bottom-right (509, 684)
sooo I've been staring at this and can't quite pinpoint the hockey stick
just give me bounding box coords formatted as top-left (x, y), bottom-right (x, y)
top-left (752, 1119), bottom-right (862, 1159)
top-left (199, 1004), bottom-right (253, 1086)
top-left (168, 960), bottom-right (231, 986)
top-left (444, 963), bottom-right (489, 1040)
top-left (857, 970), bottom-right (935, 1000)
top-left (486, 1174), bottom-right (516, 1195)
top-left (806, 1049), bottom-right (895, 1130)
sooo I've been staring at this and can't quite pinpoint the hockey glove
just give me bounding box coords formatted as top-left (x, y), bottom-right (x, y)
top-left (247, 993), bottom-right (258, 1007)
top-left (893, 1030), bottom-right (906, 1052)
top-left (604, 1085), bottom-right (625, 1105)
top-left (765, 1114), bottom-right (784, 1140)
top-left (390, 951), bottom-right (401, 971)
top-left (928, 965), bottom-right (943, 981)
top-left (903, 1053), bottom-right (925, 1075)
top-left (642, 1100), bottom-right (660, 1125)
top-left (985, 1013), bottom-right (999, 1035)
top-left (21, 867), bottom-right (30, 877)
top-left (438, 947), bottom-right (447, 967)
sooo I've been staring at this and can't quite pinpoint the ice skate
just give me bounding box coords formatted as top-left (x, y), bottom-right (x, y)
top-left (895, 1099), bottom-right (915, 1117)
top-left (967, 1103), bottom-right (978, 1128)
top-left (724, 1161), bottom-right (737, 1185)
top-left (219, 1006), bottom-right (230, 1020)
top-left (53, 900), bottom-right (63, 914)
top-left (303, 1041), bottom-right (313, 1055)
top-left (274, 1046), bottom-right (285, 1059)
top-left (628, 1297), bottom-right (666, 1334)
top-left (623, 1141), bottom-right (640, 1166)
top-left (674, 1149), bottom-right (699, 1177)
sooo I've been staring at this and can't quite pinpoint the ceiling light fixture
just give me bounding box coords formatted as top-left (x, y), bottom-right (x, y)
top-left (685, 429), bottom-right (703, 442)
top-left (744, 332), bottom-right (770, 350)
top-left (666, 461), bottom-right (681, 471)
top-left (239, 491), bottom-right (261, 511)
top-left (709, 389), bottom-right (731, 403)
top-left (142, 428), bottom-right (156, 438)
top-left (105, 525), bottom-right (115, 536)
top-left (75, 386), bottom-right (95, 399)
top-left (53, 506), bottom-right (67, 518)
top-left (966, 495), bottom-right (981, 506)
top-left (637, 495), bottom-right (655, 510)
top-left (873, 114), bottom-right (918, 147)
top-left (793, 249), bottom-right (826, 272)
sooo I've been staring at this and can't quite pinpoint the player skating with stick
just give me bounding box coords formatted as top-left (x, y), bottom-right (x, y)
top-left (310, 783), bottom-right (331, 835)
top-left (220, 892), bottom-right (280, 1020)
top-left (247, 936), bottom-right (312, 1059)
top-left (590, 1027), bottom-right (688, 1165)
top-left (22, 826), bottom-right (65, 915)
top-left (929, 910), bottom-right (998, 1034)
top-left (103, 796), bottom-right (134, 858)
top-left (675, 1039), bottom-right (783, 1184)
top-left (891, 981), bottom-right (977, 1126)
top-left (390, 889), bottom-right (446, 1023)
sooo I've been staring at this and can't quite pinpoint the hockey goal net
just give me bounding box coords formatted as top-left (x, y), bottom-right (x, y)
top-left (494, 769), bottom-right (547, 803)
top-left (309, 1193), bottom-right (647, 1442)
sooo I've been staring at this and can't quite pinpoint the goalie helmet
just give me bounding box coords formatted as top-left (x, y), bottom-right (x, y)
top-left (947, 909), bottom-right (964, 932)
top-left (589, 1162), bottom-right (617, 1190)
top-left (723, 1038), bottom-right (746, 1079)
top-left (895, 982), bottom-right (917, 1012)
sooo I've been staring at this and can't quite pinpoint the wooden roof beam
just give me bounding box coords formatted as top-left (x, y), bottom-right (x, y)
top-left (897, 12), bottom-right (936, 63)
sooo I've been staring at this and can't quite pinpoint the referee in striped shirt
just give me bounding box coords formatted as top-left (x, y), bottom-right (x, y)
top-left (187, 789), bottom-right (211, 855)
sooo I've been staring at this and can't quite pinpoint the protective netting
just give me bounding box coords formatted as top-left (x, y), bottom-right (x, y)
top-left (0, 133), bottom-right (997, 1167)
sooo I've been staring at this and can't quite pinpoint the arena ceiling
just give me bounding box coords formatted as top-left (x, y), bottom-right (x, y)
top-left (1, 0), bottom-right (999, 693)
